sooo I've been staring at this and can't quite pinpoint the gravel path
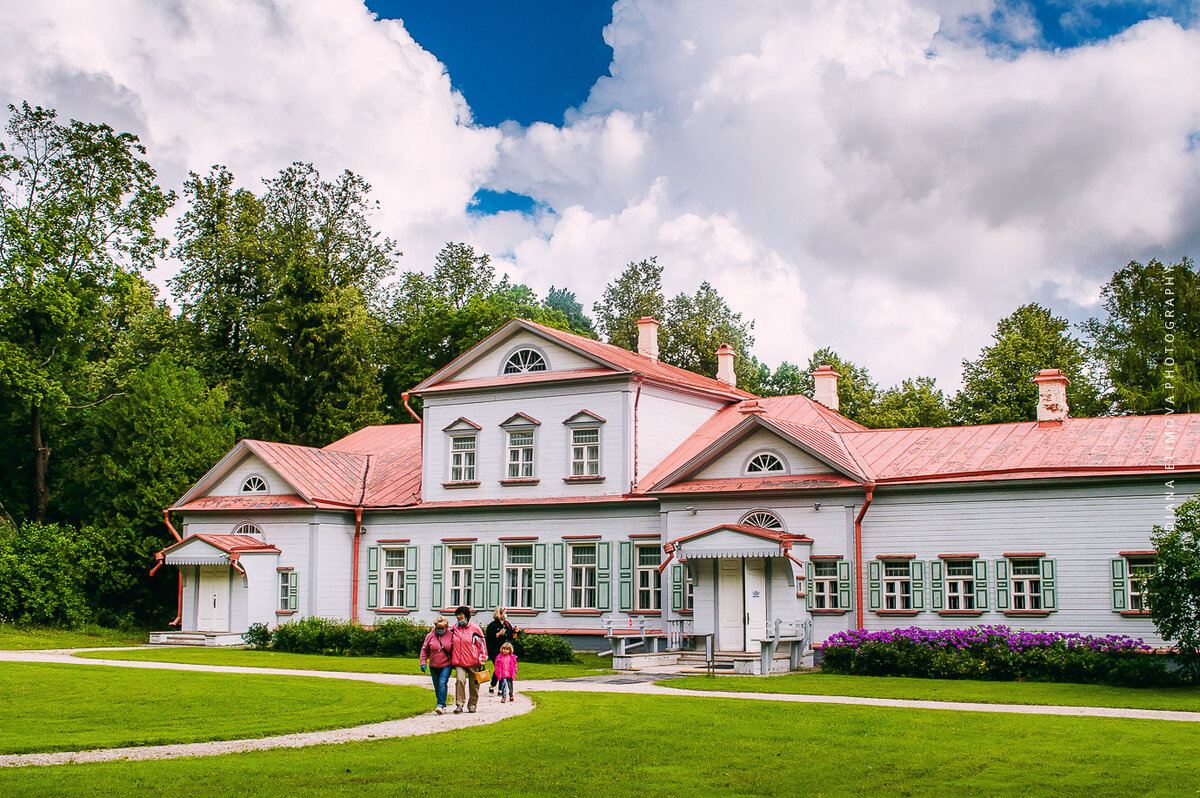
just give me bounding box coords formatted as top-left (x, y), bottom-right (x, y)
top-left (1, 647), bottom-right (1196, 768)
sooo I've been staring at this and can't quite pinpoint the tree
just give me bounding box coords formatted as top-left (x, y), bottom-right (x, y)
top-left (775, 348), bottom-right (880, 424)
top-left (544, 285), bottom-right (595, 337)
top-left (1083, 257), bottom-right (1200, 415)
top-left (662, 282), bottom-right (757, 386)
top-left (951, 303), bottom-right (1105, 425)
top-left (592, 257), bottom-right (666, 351)
top-left (1148, 496), bottom-right (1200, 681)
top-left (859, 377), bottom-right (952, 429)
top-left (0, 102), bottom-right (173, 521)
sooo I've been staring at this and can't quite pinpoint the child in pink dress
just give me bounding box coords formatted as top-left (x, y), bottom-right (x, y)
top-left (493, 642), bottom-right (519, 702)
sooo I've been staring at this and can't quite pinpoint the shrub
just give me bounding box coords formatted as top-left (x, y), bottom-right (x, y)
top-left (0, 522), bottom-right (98, 627)
top-left (373, 618), bottom-right (429, 657)
top-left (271, 617), bottom-right (357, 655)
top-left (243, 622), bottom-right (272, 649)
top-left (820, 626), bottom-right (1183, 688)
top-left (515, 633), bottom-right (577, 664)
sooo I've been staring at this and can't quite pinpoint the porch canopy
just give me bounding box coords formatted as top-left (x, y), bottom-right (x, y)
top-left (156, 534), bottom-right (279, 572)
top-left (664, 524), bottom-right (812, 575)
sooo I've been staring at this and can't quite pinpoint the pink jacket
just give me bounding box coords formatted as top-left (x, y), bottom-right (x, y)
top-left (420, 630), bottom-right (454, 669)
top-left (493, 652), bottom-right (519, 679)
top-left (450, 622), bottom-right (487, 667)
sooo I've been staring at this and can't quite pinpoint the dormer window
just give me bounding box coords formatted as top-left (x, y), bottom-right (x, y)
top-left (499, 412), bottom-right (540, 483)
top-left (741, 511), bottom-right (784, 531)
top-left (241, 475), bottom-right (268, 493)
top-left (503, 348), bottom-right (547, 374)
top-left (450, 435), bottom-right (477, 481)
top-left (233, 522), bottom-right (263, 535)
top-left (746, 452), bottom-right (786, 475)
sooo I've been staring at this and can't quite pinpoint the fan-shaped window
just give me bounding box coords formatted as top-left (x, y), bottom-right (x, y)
top-left (232, 522), bottom-right (263, 536)
top-left (503, 348), bottom-right (547, 374)
top-left (746, 452), bottom-right (786, 474)
top-left (241, 475), bottom-right (268, 493)
top-left (741, 511), bottom-right (784, 531)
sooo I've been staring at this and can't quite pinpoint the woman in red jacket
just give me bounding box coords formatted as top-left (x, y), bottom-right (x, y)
top-left (419, 616), bottom-right (454, 714)
top-left (449, 605), bottom-right (487, 713)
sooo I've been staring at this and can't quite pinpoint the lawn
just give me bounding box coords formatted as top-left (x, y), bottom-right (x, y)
top-left (1, 691), bottom-right (1196, 796)
top-left (73, 647), bottom-right (614, 679)
top-left (664, 671), bottom-right (1200, 712)
top-left (0, 624), bottom-right (145, 650)
top-left (0, 662), bottom-right (430, 755)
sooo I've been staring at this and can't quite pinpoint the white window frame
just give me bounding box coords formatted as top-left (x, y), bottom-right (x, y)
top-left (382, 548), bottom-right (406, 609)
top-left (504, 545), bottom-right (535, 609)
top-left (945, 559), bottom-right (975, 611)
top-left (569, 543), bottom-right (597, 610)
top-left (278, 571), bottom-right (291, 612)
top-left (684, 566), bottom-right (694, 612)
top-left (741, 510), bottom-right (784, 531)
top-left (448, 546), bottom-right (473, 607)
top-left (570, 427), bottom-right (601, 477)
top-left (506, 428), bottom-right (536, 479)
top-left (1010, 558), bottom-right (1043, 611)
top-left (1126, 556), bottom-right (1157, 612)
top-left (635, 545), bottom-right (661, 611)
top-left (883, 560), bottom-right (912, 610)
top-left (812, 561), bottom-right (839, 610)
top-left (502, 347), bottom-right (548, 374)
top-left (449, 434), bottom-right (477, 482)
top-left (241, 475), bottom-right (268, 493)
top-left (745, 451), bottom-right (787, 475)
top-left (232, 522), bottom-right (263, 536)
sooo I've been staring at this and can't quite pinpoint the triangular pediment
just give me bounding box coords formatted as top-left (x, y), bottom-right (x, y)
top-left (499, 412), bottom-right (541, 428)
top-left (563, 409), bottom-right (607, 426)
top-left (442, 417), bottom-right (483, 432)
top-left (174, 442), bottom-right (306, 507)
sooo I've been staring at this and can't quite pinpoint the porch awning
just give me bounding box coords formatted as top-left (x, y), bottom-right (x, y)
top-left (164, 554), bottom-right (236, 566)
top-left (156, 534), bottom-right (279, 572)
top-left (677, 546), bottom-right (791, 560)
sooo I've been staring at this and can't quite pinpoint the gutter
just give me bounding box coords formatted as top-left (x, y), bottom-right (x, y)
top-left (163, 509), bottom-right (182, 627)
top-left (401, 391), bottom-right (422, 423)
top-left (351, 454), bottom-right (374, 623)
top-left (853, 483), bottom-right (875, 630)
top-left (632, 373), bottom-right (645, 491)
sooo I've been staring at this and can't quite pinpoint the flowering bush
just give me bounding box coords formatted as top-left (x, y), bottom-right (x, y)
top-left (820, 626), bottom-right (1183, 687)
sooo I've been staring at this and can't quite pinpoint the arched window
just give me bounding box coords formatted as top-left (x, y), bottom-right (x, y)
top-left (241, 475), bottom-right (268, 493)
top-left (232, 522), bottom-right (263, 536)
top-left (741, 511), bottom-right (784, 532)
top-left (746, 452), bottom-right (786, 474)
top-left (503, 348), bottom-right (547, 374)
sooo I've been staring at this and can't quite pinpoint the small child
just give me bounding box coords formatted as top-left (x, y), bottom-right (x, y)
top-left (493, 642), bottom-right (518, 702)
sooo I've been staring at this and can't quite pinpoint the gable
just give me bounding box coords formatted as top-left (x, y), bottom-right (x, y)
top-left (692, 428), bottom-right (842, 480)
top-left (160, 536), bottom-right (234, 566)
top-left (209, 454), bottom-right (297, 497)
top-left (448, 330), bottom-right (605, 382)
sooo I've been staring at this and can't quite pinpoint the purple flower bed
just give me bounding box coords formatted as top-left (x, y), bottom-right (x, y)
top-left (820, 626), bottom-right (1182, 687)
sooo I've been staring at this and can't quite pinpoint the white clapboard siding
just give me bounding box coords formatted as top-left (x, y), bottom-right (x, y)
top-left (635, 386), bottom-right (727, 479)
top-left (451, 331), bottom-right (599, 381)
top-left (692, 428), bottom-right (838, 480)
top-left (209, 455), bottom-right (297, 497)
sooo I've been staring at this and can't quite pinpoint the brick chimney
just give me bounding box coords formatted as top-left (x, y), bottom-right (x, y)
top-left (811, 365), bottom-right (840, 411)
top-left (636, 317), bottom-right (660, 360)
top-left (1032, 368), bottom-right (1070, 424)
top-left (716, 343), bottom-right (737, 386)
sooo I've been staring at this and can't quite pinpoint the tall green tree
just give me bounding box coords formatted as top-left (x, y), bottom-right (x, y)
top-left (859, 377), bottom-right (952, 429)
top-left (543, 285), bottom-right (596, 337)
top-left (1149, 496), bottom-right (1200, 681)
top-left (592, 257), bottom-right (666, 351)
top-left (1083, 257), bottom-right (1200, 415)
top-left (0, 102), bottom-right (173, 521)
top-left (777, 348), bottom-right (880, 424)
top-left (662, 282), bottom-right (757, 386)
top-left (951, 303), bottom-right (1105, 425)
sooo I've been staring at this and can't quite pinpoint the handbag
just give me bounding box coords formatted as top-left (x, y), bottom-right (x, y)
top-left (472, 665), bottom-right (490, 684)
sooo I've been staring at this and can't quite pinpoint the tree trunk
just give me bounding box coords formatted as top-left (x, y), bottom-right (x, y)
top-left (32, 401), bottom-right (50, 522)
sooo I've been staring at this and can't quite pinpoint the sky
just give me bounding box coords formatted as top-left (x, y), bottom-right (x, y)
top-left (2, 0), bottom-right (1198, 390)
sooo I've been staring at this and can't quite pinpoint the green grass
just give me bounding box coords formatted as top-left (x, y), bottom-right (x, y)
top-left (0, 662), bottom-right (430, 755)
top-left (665, 671), bottom-right (1200, 712)
top-left (1, 691), bottom-right (1196, 796)
top-left (73, 646), bottom-right (615, 678)
top-left (0, 624), bottom-right (145, 650)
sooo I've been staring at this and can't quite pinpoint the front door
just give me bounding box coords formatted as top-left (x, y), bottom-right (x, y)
top-left (744, 558), bottom-right (767, 653)
top-left (197, 566), bottom-right (230, 632)
top-left (716, 559), bottom-right (744, 651)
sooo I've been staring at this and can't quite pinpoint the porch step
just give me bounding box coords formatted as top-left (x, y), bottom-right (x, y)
top-left (148, 631), bottom-right (245, 647)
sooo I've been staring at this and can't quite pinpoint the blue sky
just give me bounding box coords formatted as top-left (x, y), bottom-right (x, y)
top-left (4, 1), bottom-right (1199, 387)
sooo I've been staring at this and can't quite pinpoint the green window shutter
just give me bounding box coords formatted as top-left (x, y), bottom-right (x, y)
top-left (929, 560), bottom-right (944, 611)
top-left (973, 559), bottom-right (988, 610)
top-left (618, 541), bottom-right (634, 612)
top-left (995, 560), bottom-right (1009, 610)
top-left (472, 543), bottom-right (487, 612)
top-left (533, 543), bottom-right (548, 611)
top-left (552, 543), bottom-right (566, 611)
top-left (671, 564), bottom-right (684, 612)
top-left (404, 546), bottom-right (419, 610)
top-left (1041, 558), bottom-right (1057, 611)
top-left (837, 561), bottom-right (851, 611)
top-left (597, 541), bottom-right (612, 612)
top-left (910, 560), bottom-right (925, 611)
top-left (288, 571), bottom-right (299, 611)
top-left (366, 546), bottom-right (380, 610)
top-left (805, 561), bottom-right (814, 604)
top-left (487, 544), bottom-right (501, 609)
top-left (868, 560), bottom-right (881, 611)
top-left (431, 545), bottom-right (444, 610)
top-left (1110, 558), bottom-right (1127, 611)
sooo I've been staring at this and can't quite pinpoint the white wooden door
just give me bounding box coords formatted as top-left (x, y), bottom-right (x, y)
top-left (716, 559), bottom-right (744, 652)
top-left (197, 566), bottom-right (230, 632)
top-left (744, 558), bottom-right (767, 653)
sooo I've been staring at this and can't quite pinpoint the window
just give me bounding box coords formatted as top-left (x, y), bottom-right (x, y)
top-left (1127, 557), bottom-right (1157, 612)
top-left (684, 566), bottom-right (694, 612)
top-left (382, 549), bottom-right (405, 609)
top-left (635, 546), bottom-right (661, 611)
top-left (1010, 558), bottom-right (1042, 611)
top-left (505, 546), bottom-right (534, 609)
top-left (746, 452), bottom-right (786, 474)
top-left (569, 544), bottom-right (597, 609)
top-left (241, 475), bottom-right (267, 493)
top-left (232, 522), bottom-right (263, 536)
top-left (741, 511), bottom-right (784, 531)
top-left (571, 428), bottom-right (601, 476)
top-left (448, 547), bottom-right (472, 607)
top-left (883, 561), bottom-right (912, 610)
top-left (813, 561), bottom-right (839, 610)
top-left (450, 435), bottom-right (476, 482)
top-left (506, 429), bottom-right (535, 479)
top-left (278, 571), bottom-right (292, 612)
top-left (503, 348), bottom-right (547, 374)
top-left (945, 559), bottom-right (975, 611)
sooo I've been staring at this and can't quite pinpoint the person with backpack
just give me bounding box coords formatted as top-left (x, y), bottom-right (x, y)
top-left (450, 605), bottom-right (487, 714)
top-left (418, 616), bottom-right (454, 714)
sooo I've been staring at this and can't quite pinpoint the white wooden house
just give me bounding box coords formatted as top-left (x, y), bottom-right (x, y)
top-left (153, 318), bottom-right (1199, 671)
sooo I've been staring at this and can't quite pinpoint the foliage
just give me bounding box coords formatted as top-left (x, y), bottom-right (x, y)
top-left (592, 257), bottom-right (666, 351)
top-left (1149, 496), bottom-right (1200, 681)
top-left (858, 376), bottom-right (952, 428)
top-left (543, 285), bottom-right (596, 337)
top-left (951, 303), bottom-right (1105, 425)
top-left (662, 281), bottom-right (757, 386)
top-left (242, 623), bottom-right (272, 650)
top-left (760, 347), bottom-right (881, 423)
top-left (0, 522), bottom-right (102, 627)
top-left (819, 626), bottom-right (1181, 687)
top-left (1083, 257), bottom-right (1200, 415)
top-left (514, 632), bottom-right (578, 664)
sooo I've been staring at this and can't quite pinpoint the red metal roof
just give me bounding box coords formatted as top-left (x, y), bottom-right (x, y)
top-left (243, 440), bottom-right (367, 506)
top-left (168, 534), bottom-right (281, 555)
top-left (324, 424), bottom-right (422, 506)
top-left (417, 368), bottom-right (624, 394)
top-left (670, 523), bottom-right (812, 546)
top-left (173, 495), bottom-right (314, 512)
